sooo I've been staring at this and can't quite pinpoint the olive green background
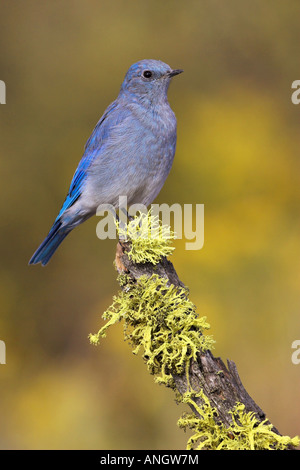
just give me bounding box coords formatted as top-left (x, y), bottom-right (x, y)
top-left (0, 0), bottom-right (299, 449)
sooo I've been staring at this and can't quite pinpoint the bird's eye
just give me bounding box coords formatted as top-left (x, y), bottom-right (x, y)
top-left (142, 70), bottom-right (153, 79)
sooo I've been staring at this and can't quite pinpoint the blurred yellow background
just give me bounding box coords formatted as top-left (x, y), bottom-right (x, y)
top-left (0, 0), bottom-right (299, 449)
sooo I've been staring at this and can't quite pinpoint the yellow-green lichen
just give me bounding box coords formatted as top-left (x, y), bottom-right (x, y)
top-left (89, 274), bottom-right (214, 386)
top-left (178, 389), bottom-right (300, 450)
top-left (116, 211), bottom-right (175, 264)
top-left (90, 211), bottom-right (299, 451)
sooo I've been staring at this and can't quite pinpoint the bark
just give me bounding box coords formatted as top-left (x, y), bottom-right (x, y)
top-left (118, 241), bottom-right (285, 439)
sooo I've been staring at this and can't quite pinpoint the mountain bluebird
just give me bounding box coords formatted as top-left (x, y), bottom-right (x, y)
top-left (29, 59), bottom-right (183, 266)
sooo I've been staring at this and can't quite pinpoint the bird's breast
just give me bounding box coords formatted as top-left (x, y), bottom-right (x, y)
top-left (84, 101), bottom-right (177, 208)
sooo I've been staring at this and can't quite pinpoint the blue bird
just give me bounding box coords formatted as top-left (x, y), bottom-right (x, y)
top-left (29, 59), bottom-right (183, 266)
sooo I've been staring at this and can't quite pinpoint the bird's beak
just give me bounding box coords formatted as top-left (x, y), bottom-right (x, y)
top-left (167, 69), bottom-right (184, 78)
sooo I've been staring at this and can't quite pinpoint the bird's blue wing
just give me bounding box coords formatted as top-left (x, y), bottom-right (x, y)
top-left (55, 100), bottom-right (119, 221)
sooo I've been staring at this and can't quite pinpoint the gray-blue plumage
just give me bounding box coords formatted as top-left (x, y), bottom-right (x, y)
top-left (29, 59), bottom-right (183, 265)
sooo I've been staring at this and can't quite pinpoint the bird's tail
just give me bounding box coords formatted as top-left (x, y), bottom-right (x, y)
top-left (29, 220), bottom-right (70, 266)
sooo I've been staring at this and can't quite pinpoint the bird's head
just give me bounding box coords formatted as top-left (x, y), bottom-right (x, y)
top-left (120, 59), bottom-right (183, 102)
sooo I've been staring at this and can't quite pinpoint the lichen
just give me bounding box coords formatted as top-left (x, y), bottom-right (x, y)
top-left (116, 211), bottom-right (175, 264)
top-left (178, 389), bottom-right (300, 450)
top-left (89, 211), bottom-right (299, 451)
top-left (89, 273), bottom-right (214, 386)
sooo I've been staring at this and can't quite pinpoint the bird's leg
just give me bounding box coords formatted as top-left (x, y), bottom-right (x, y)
top-left (114, 211), bottom-right (129, 273)
top-left (120, 207), bottom-right (134, 222)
